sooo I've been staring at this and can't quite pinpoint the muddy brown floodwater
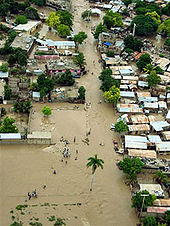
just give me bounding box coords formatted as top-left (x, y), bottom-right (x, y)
top-left (0, 1), bottom-right (138, 225)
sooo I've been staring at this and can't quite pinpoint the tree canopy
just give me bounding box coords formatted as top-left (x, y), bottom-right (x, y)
top-left (131, 14), bottom-right (158, 36)
top-left (147, 70), bottom-right (161, 87)
top-left (103, 10), bottom-right (123, 29)
top-left (73, 52), bottom-right (86, 68)
top-left (25, 6), bottom-right (40, 20)
top-left (15, 15), bottom-right (28, 25)
top-left (119, 157), bottom-right (144, 182)
top-left (42, 106), bottom-right (51, 116)
top-left (135, 1), bottom-right (161, 15)
top-left (104, 85), bottom-right (120, 106)
top-left (13, 101), bottom-right (32, 113)
top-left (158, 19), bottom-right (170, 36)
top-left (136, 53), bottom-right (152, 71)
top-left (78, 86), bottom-right (86, 100)
top-left (4, 84), bottom-right (12, 100)
top-left (143, 216), bottom-right (157, 226)
top-left (93, 23), bottom-right (107, 39)
top-left (0, 117), bottom-right (18, 133)
top-left (56, 69), bottom-right (75, 86)
top-left (87, 154), bottom-right (104, 174)
top-left (37, 74), bottom-right (55, 97)
top-left (124, 35), bottom-right (143, 52)
top-left (73, 32), bottom-right (87, 45)
top-left (46, 12), bottom-right (60, 29)
top-left (115, 120), bottom-right (128, 133)
top-left (57, 24), bottom-right (70, 37)
top-left (132, 190), bottom-right (156, 211)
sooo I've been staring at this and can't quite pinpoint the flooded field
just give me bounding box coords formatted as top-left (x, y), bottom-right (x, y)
top-left (0, 0), bottom-right (139, 225)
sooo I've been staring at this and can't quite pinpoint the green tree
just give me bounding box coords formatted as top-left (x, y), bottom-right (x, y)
top-left (99, 68), bottom-right (112, 81)
top-left (103, 11), bottom-right (123, 29)
top-left (0, 117), bottom-right (18, 133)
top-left (124, 35), bottom-right (143, 52)
top-left (165, 210), bottom-right (170, 225)
top-left (154, 171), bottom-right (168, 184)
top-left (93, 23), bottom-right (107, 39)
top-left (161, 3), bottom-right (170, 16)
top-left (81, 10), bottom-right (92, 20)
top-left (25, 6), bottom-right (40, 20)
top-left (57, 24), bottom-right (70, 37)
top-left (32, 0), bottom-right (46, 6)
top-left (0, 3), bottom-right (9, 17)
top-left (56, 10), bottom-right (73, 28)
top-left (135, 1), bottom-right (161, 15)
top-left (54, 218), bottom-right (66, 226)
top-left (8, 54), bottom-right (17, 65)
top-left (73, 52), bottom-right (86, 68)
top-left (17, 52), bottom-right (27, 66)
top-left (15, 15), bottom-right (28, 25)
top-left (165, 38), bottom-right (170, 46)
top-left (4, 84), bottom-right (12, 100)
top-left (131, 15), bottom-right (158, 36)
top-left (13, 101), bottom-right (32, 113)
top-left (87, 154), bottom-right (104, 191)
top-left (37, 74), bottom-right (54, 97)
top-left (145, 11), bottom-right (161, 25)
top-left (106, 50), bottom-right (115, 57)
top-left (78, 86), bottom-right (86, 100)
top-left (122, 0), bottom-right (132, 7)
top-left (132, 190), bottom-right (156, 211)
top-left (100, 76), bottom-right (120, 92)
top-left (143, 216), bottom-right (157, 226)
top-left (147, 70), bottom-right (161, 87)
top-left (119, 157), bottom-right (144, 182)
top-left (46, 12), bottom-right (60, 29)
top-left (115, 120), bottom-right (128, 133)
top-left (137, 53), bottom-right (152, 71)
top-left (42, 106), bottom-right (51, 116)
top-left (0, 63), bottom-right (8, 72)
top-left (104, 85), bottom-right (120, 106)
top-left (57, 69), bottom-right (75, 86)
top-left (73, 32), bottom-right (87, 47)
top-left (158, 19), bottom-right (170, 36)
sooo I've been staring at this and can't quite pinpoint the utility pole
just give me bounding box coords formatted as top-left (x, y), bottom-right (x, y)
top-left (139, 194), bottom-right (149, 219)
top-left (133, 23), bottom-right (136, 37)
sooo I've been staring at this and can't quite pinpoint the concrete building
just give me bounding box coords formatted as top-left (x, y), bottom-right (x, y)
top-left (14, 21), bottom-right (42, 35)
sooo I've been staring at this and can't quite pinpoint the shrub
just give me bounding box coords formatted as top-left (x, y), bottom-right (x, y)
top-left (42, 106), bottom-right (51, 116)
top-left (115, 120), bottom-right (128, 133)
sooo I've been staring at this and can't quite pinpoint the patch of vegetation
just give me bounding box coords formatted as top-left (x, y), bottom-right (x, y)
top-left (20, 212), bottom-right (25, 215)
top-left (41, 202), bottom-right (50, 207)
top-left (54, 218), bottom-right (66, 226)
top-left (16, 204), bottom-right (28, 211)
top-left (48, 216), bottom-right (55, 222)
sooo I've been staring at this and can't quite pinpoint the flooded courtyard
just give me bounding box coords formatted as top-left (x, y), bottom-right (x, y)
top-left (0, 0), bottom-right (139, 225)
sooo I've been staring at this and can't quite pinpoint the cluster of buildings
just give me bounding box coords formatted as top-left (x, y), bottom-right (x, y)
top-left (93, 0), bottom-right (170, 220)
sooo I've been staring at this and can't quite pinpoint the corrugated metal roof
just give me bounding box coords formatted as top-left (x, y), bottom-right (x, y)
top-left (138, 97), bottom-right (158, 103)
top-left (147, 207), bottom-right (170, 213)
top-left (148, 135), bottom-right (162, 143)
top-left (154, 199), bottom-right (170, 207)
top-left (158, 101), bottom-right (167, 109)
top-left (128, 124), bottom-right (150, 132)
top-left (130, 115), bottom-right (149, 124)
top-left (33, 92), bottom-right (40, 98)
top-left (162, 131), bottom-right (170, 140)
top-left (166, 110), bottom-right (170, 119)
top-left (156, 142), bottom-right (170, 152)
top-left (128, 149), bottom-right (157, 159)
top-left (144, 102), bottom-right (158, 109)
top-left (137, 92), bottom-right (151, 98)
top-left (0, 71), bottom-right (9, 78)
top-left (0, 133), bottom-right (21, 139)
top-left (125, 142), bottom-right (147, 149)
top-left (125, 135), bottom-right (148, 143)
top-left (138, 81), bottom-right (148, 87)
top-left (151, 121), bottom-right (170, 132)
top-left (120, 91), bottom-right (135, 98)
top-left (139, 184), bottom-right (164, 197)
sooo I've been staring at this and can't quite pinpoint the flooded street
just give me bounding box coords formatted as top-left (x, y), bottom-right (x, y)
top-left (0, 1), bottom-right (138, 225)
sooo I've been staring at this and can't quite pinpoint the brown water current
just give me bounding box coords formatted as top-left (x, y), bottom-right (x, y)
top-left (0, 1), bottom-right (138, 225)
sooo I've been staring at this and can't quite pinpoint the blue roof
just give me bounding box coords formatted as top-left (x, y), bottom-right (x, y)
top-left (103, 42), bottom-right (112, 46)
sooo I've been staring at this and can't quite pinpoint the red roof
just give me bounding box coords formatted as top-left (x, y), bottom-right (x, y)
top-left (147, 206), bottom-right (170, 214)
top-left (135, 52), bottom-right (145, 61)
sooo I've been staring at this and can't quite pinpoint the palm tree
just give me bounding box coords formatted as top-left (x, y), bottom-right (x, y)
top-left (86, 154), bottom-right (104, 191)
top-left (154, 171), bottom-right (168, 184)
top-left (144, 64), bottom-right (156, 74)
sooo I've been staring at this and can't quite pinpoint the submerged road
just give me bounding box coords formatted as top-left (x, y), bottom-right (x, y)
top-left (71, 0), bottom-right (138, 225)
